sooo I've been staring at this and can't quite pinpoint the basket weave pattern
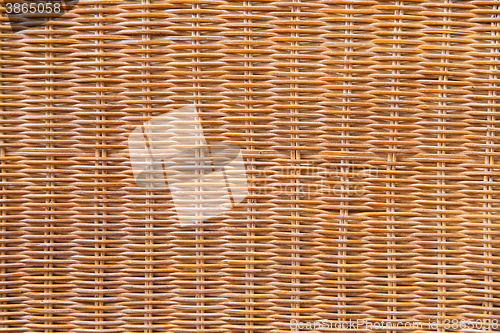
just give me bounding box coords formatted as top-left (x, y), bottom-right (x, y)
top-left (0, 0), bottom-right (499, 332)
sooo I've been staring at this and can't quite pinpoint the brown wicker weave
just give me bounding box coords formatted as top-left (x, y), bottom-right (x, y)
top-left (0, 0), bottom-right (499, 332)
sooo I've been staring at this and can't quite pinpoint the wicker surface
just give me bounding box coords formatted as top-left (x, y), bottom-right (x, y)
top-left (0, 0), bottom-right (499, 332)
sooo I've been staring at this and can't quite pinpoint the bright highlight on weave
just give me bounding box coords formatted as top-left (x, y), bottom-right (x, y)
top-left (0, 0), bottom-right (498, 332)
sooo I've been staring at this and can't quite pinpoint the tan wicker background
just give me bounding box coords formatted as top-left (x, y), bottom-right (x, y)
top-left (0, 0), bottom-right (499, 332)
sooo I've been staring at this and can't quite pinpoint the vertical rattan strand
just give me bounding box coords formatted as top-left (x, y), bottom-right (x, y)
top-left (117, 0), bottom-right (179, 331)
top-left (462, 0), bottom-right (500, 327)
top-left (163, 1), bottom-right (229, 332)
top-left (0, 29), bottom-right (29, 332)
top-left (363, 0), bottom-right (425, 329)
top-left (219, 1), bottom-right (279, 332)
top-left (69, 1), bottom-right (129, 332)
top-left (20, 13), bottom-right (80, 332)
top-left (268, 1), bottom-right (327, 330)
top-left (412, 1), bottom-right (476, 330)
top-left (316, 0), bottom-right (378, 326)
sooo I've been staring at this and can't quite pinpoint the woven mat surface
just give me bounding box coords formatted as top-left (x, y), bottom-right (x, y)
top-left (0, 0), bottom-right (499, 332)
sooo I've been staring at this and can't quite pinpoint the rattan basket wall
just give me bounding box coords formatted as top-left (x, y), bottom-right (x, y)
top-left (0, 0), bottom-right (499, 332)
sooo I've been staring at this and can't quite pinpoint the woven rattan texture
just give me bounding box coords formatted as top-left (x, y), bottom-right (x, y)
top-left (0, 0), bottom-right (499, 332)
